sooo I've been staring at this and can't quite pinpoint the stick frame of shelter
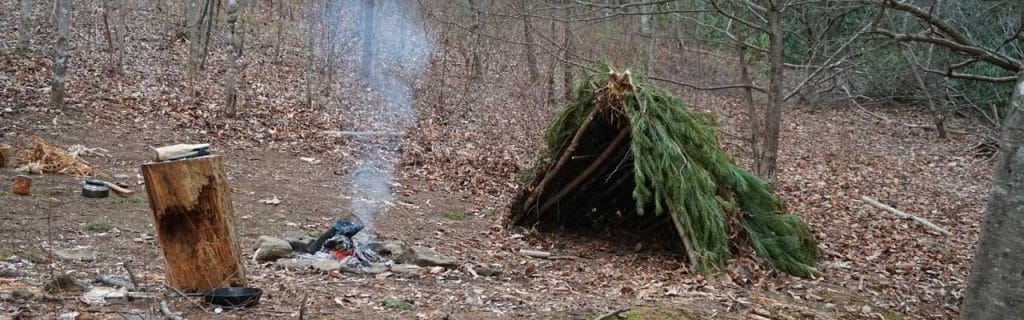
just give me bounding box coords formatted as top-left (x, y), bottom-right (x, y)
top-left (509, 67), bottom-right (820, 277)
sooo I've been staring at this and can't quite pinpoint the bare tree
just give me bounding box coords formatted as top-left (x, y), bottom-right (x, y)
top-left (469, 0), bottom-right (484, 79)
top-left (101, 0), bottom-right (127, 74)
top-left (17, 0), bottom-right (32, 54)
top-left (520, 0), bottom-right (540, 83)
top-left (639, 2), bottom-right (656, 73)
top-left (760, 0), bottom-right (785, 186)
top-left (186, 0), bottom-right (214, 88)
top-left (225, 0), bottom-right (240, 117)
top-left (49, 0), bottom-right (71, 109)
top-left (361, 0), bottom-right (377, 79)
top-left (706, 0), bottom-right (788, 185)
top-left (903, 46), bottom-right (949, 139)
top-left (304, 0), bottom-right (316, 107)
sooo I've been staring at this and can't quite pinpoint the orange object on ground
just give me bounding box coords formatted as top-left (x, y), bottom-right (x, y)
top-left (12, 175), bottom-right (32, 195)
top-left (333, 249), bottom-right (353, 260)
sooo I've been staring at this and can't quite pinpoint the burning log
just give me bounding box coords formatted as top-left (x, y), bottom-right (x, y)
top-left (141, 155), bottom-right (248, 292)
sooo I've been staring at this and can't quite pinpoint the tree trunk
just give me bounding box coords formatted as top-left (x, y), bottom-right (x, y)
top-left (49, 0), bottom-right (71, 109)
top-left (962, 72), bottom-right (1024, 319)
top-left (905, 51), bottom-right (948, 139)
top-left (101, 0), bottom-right (126, 74)
top-left (639, 4), bottom-right (655, 74)
top-left (225, 0), bottom-right (239, 117)
top-left (198, 0), bottom-right (216, 71)
top-left (521, 0), bottom-right (539, 83)
top-left (273, 0), bottom-right (284, 61)
top-left (757, 3), bottom-right (785, 186)
top-left (735, 35), bottom-right (760, 169)
top-left (186, 0), bottom-right (203, 87)
top-left (140, 155), bottom-right (249, 293)
top-left (17, 0), bottom-right (32, 54)
top-left (186, 0), bottom-right (213, 88)
top-left (546, 19), bottom-right (556, 105)
top-left (304, 0), bottom-right (315, 108)
top-left (562, 3), bottom-right (575, 101)
top-left (469, 0), bottom-right (483, 80)
top-left (360, 0), bottom-right (377, 79)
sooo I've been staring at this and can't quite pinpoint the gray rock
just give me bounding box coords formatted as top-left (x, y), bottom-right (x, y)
top-left (275, 258), bottom-right (316, 270)
top-left (53, 248), bottom-right (97, 262)
top-left (475, 266), bottom-right (503, 277)
top-left (366, 240), bottom-right (408, 258)
top-left (0, 268), bottom-right (20, 278)
top-left (12, 288), bottom-right (36, 300)
top-left (342, 262), bottom-right (389, 275)
top-left (44, 274), bottom-right (85, 293)
top-left (312, 260), bottom-right (343, 273)
top-left (389, 264), bottom-right (421, 275)
top-left (119, 314), bottom-right (163, 320)
top-left (396, 246), bottom-right (456, 268)
top-left (283, 231), bottom-right (315, 252)
top-left (254, 236), bottom-right (293, 262)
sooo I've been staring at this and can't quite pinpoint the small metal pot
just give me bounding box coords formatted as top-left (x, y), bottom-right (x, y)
top-left (82, 179), bottom-right (109, 198)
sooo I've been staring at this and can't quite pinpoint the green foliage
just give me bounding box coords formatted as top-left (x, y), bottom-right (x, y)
top-left (541, 67), bottom-right (820, 277)
top-left (112, 195), bottom-right (145, 204)
top-left (382, 299), bottom-right (413, 310)
top-left (444, 210), bottom-right (466, 221)
top-left (85, 221), bottom-right (112, 233)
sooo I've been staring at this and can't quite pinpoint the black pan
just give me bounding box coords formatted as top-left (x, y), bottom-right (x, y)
top-left (203, 287), bottom-right (262, 308)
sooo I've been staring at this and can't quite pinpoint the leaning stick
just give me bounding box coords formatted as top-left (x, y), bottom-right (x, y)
top-left (519, 104), bottom-right (603, 218)
top-left (539, 128), bottom-right (629, 214)
top-left (861, 196), bottom-right (951, 236)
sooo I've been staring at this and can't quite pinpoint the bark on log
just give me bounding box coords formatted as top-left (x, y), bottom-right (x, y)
top-left (141, 155), bottom-right (248, 292)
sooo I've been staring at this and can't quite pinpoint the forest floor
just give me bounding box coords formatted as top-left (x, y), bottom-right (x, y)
top-left (0, 1), bottom-right (997, 319)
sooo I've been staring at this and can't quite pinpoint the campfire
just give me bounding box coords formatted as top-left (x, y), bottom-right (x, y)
top-left (304, 220), bottom-right (389, 269)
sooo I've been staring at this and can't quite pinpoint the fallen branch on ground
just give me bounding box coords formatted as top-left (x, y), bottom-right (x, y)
top-left (519, 249), bottom-right (552, 259)
top-left (160, 300), bottom-right (185, 320)
top-left (593, 308), bottom-right (629, 320)
top-left (324, 131), bottom-right (406, 137)
top-left (96, 275), bottom-right (136, 291)
top-left (861, 196), bottom-right (951, 236)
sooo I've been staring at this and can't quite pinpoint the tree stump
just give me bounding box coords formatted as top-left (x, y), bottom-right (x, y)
top-left (141, 155), bottom-right (248, 292)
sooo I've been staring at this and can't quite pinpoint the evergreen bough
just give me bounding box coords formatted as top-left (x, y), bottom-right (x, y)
top-left (513, 67), bottom-right (820, 277)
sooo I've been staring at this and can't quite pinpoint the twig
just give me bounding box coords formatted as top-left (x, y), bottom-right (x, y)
top-left (519, 249), bottom-right (552, 259)
top-left (299, 292), bottom-right (308, 320)
top-left (96, 275), bottom-right (136, 291)
top-left (593, 307), bottom-right (629, 320)
top-left (160, 300), bottom-right (185, 320)
top-left (123, 261), bottom-right (139, 290)
top-left (861, 196), bottom-right (951, 236)
top-left (323, 131), bottom-right (406, 137)
top-left (539, 128), bottom-right (629, 214)
top-left (516, 101), bottom-right (603, 221)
